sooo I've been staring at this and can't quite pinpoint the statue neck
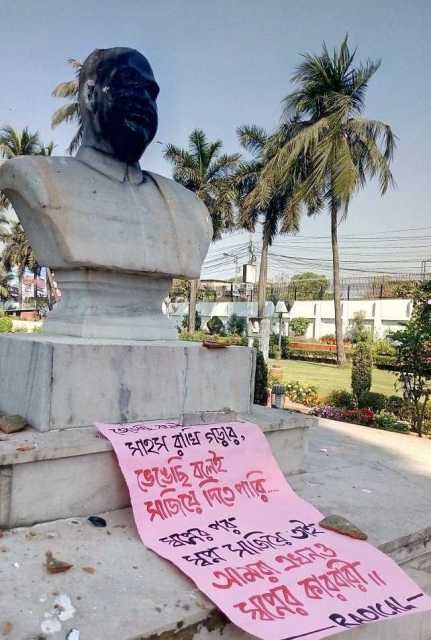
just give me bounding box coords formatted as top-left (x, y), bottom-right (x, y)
top-left (76, 145), bottom-right (143, 185)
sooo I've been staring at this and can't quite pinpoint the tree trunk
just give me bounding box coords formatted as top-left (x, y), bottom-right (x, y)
top-left (33, 268), bottom-right (38, 310)
top-left (257, 232), bottom-right (270, 361)
top-left (18, 271), bottom-right (23, 312)
top-left (46, 268), bottom-right (53, 310)
top-left (46, 268), bottom-right (57, 310)
top-left (257, 234), bottom-right (269, 320)
top-left (331, 199), bottom-right (346, 365)
top-left (188, 278), bottom-right (199, 333)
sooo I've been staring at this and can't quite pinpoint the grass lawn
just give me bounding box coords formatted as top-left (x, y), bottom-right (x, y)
top-left (270, 359), bottom-right (400, 399)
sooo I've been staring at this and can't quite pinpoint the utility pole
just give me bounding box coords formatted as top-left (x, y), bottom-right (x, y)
top-left (223, 252), bottom-right (240, 281)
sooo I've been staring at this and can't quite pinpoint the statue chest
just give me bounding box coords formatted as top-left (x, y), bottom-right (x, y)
top-left (31, 170), bottom-right (203, 278)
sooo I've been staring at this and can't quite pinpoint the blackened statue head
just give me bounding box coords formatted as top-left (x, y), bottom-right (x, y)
top-left (79, 47), bottom-right (159, 164)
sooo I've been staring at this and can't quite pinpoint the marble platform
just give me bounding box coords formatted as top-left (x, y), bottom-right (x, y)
top-left (0, 335), bottom-right (255, 431)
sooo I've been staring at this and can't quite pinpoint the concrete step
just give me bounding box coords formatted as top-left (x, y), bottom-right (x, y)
top-left (1, 507), bottom-right (429, 640)
top-left (0, 406), bottom-right (314, 528)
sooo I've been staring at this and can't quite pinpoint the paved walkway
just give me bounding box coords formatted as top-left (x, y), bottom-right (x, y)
top-left (289, 417), bottom-right (431, 545)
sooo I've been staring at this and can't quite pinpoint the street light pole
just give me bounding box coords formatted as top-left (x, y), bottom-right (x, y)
top-left (275, 300), bottom-right (288, 355)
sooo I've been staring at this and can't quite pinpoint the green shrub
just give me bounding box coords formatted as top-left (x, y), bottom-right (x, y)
top-left (374, 354), bottom-right (398, 370)
top-left (358, 391), bottom-right (387, 412)
top-left (289, 348), bottom-right (341, 364)
top-left (178, 330), bottom-right (207, 342)
top-left (280, 336), bottom-right (289, 359)
top-left (269, 335), bottom-right (277, 358)
top-left (374, 338), bottom-right (398, 369)
top-left (373, 338), bottom-right (396, 357)
top-left (254, 349), bottom-right (268, 405)
top-left (207, 315), bottom-right (225, 335)
top-left (347, 311), bottom-right (372, 344)
top-left (386, 395), bottom-right (404, 416)
top-left (0, 316), bottom-right (13, 333)
top-left (180, 310), bottom-right (202, 331)
top-left (325, 389), bottom-right (355, 409)
top-left (352, 341), bottom-right (373, 402)
top-left (375, 411), bottom-right (410, 433)
top-left (269, 335), bottom-right (289, 359)
top-left (284, 381), bottom-right (319, 407)
top-left (424, 403), bottom-right (431, 435)
top-left (226, 313), bottom-right (247, 336)
top-left (289, 317), bottom-right (310, 337)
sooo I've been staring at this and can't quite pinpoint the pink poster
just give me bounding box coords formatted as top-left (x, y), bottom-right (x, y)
top-left (97, 419), bottom-right (431, 640)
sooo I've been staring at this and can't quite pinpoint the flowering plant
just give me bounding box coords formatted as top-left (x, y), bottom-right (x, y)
top-left (312, 405), bottom-right (375, 425)
top-left (284, 381), bottom-right (319, 407)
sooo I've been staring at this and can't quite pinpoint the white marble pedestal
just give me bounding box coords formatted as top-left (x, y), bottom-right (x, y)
top-left (0, 334), bottom-right (255, 431)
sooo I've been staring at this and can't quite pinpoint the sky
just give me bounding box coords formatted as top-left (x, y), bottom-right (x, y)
top-left (0, 0), bottom-right (430, 280)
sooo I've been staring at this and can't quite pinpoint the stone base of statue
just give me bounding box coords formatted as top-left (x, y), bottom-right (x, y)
top-left (0, 332), bottom-right (312, 529)
top-left (0, 333), bottom-right (256, 431)
top-left (45, 270), bottom-right (177, 340)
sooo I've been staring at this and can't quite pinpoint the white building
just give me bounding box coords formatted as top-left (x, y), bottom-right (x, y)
top-left (167, 298), bottom-right (412, 339)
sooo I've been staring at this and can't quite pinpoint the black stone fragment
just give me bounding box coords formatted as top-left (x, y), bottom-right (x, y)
top-left (88, 516), bottom-right (107, 528)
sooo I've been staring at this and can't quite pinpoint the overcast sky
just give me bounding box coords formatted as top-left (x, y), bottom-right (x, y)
top-left (0, 0), bottom-right (430, 279)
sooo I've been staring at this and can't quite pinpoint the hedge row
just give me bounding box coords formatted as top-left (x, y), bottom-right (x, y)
top-left (288, 347), bottom-right (398, 369)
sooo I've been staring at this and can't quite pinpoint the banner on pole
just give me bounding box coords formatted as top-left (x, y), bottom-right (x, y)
top-left (97, 419), bottom-right (431, 640)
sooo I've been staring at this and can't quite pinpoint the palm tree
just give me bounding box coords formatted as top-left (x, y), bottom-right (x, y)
top-left (0, 127), bottom-right (55, 309)
top-left (164, 129), bottom-right (240, 331)
top-left (0, 125), bottom-right (41, 158)
top-left (251, 37), bottom-right (396, 364)
top-left (0, 126), bottom-right (55, 208)
top-left (51, 58), bottom-right (82, 154)
top-left (0, 265), bottom-right (9, 302)
top-left (236, 124), bottom-right (319, 322)
top-left (2, 221), bottom-right (38, 309)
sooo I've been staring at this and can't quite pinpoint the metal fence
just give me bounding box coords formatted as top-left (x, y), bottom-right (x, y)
top-left (171, 273), bottom-right (428, 303)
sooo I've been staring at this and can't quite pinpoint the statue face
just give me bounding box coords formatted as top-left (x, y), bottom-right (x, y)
top-left (82, 50), bottom-right (159, 163)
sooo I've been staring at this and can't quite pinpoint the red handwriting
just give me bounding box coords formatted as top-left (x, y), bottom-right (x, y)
top-left (234, 584), bottom-right (309, 621)
top-left (190, 450), bottom-right (227, 487)
top-left (202, 485), bottom-right (236, 508)
top-left (144, 488), bottom-right (202, 520)
top-left (135, 456), bottom-right (191, 492)
top-left (203, 470), bottom-right (269, 508)
top-left (275, 543), bottom-right (337, 572)
top-left (297, 559), bottom-right (371, 602)
top-left (212, 560), bottom-right (282, 589)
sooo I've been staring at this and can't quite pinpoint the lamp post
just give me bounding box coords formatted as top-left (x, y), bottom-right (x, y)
top-left (275, 300), bottom-right (288, 352)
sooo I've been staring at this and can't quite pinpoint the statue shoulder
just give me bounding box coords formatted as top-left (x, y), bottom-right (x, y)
top-left (0, 156), bottom-right (75, 210)
top-left (146, 171), bottom-right (213, 240)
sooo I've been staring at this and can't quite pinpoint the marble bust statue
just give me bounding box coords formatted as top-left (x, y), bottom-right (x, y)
top-left (0, 47), bottom-right (212, 339)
